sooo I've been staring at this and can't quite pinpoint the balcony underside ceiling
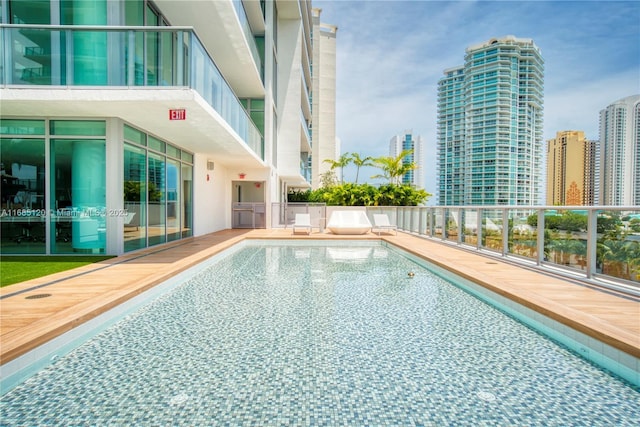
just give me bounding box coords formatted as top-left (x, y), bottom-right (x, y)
top-left (0, 88), bottom-right (265, 169)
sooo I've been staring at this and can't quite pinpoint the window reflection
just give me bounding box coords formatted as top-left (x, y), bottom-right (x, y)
top-left (51, 139), bottom-right (106, 254)
top-left (124, 143), bottom-right (147, 252)
top-left (0, 138), bottom-right (46, 254)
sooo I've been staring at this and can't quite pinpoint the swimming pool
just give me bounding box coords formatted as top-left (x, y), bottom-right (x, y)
top-left (1, 241), bottom-right (639, 425)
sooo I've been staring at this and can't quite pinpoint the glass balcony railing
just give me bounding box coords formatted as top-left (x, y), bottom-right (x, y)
top-left (231, 0), bottom-right (262, 77)
top-left (387, 205), bottom-right (640, 294)
top-left (0, 24), bottom-right (263, 160)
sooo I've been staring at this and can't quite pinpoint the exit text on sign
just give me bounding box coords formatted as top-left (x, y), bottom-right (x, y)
top-left (169, 109), bottom-right (186, 120)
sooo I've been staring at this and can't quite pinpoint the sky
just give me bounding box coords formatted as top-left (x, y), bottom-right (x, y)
top-left (313, 0), bottom-right (640, 200)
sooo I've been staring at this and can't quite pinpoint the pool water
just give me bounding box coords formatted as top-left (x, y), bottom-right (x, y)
top-left (1, 242), bottom-right (639, 425)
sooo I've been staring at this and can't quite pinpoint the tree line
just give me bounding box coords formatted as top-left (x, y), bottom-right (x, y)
top-left (289, 150), bottom-right (431, 206)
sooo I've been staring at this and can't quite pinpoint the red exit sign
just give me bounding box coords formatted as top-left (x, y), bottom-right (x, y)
top-left (169, 109), bottom-right (186, 120)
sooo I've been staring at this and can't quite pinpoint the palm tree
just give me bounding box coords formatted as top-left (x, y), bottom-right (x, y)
top-left (323, 152), bottom-right (351, 184)
top-left (370, 149), bottom-right (416, 185)
top-left (350, 153), bottom-right (373, 184)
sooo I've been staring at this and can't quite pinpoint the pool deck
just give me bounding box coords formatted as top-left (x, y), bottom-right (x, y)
top-left (1, 228), bottom-right (639, 367)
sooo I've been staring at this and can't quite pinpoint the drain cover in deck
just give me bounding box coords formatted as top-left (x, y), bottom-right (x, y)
top-left (25, 293), bottom-right (52, 300)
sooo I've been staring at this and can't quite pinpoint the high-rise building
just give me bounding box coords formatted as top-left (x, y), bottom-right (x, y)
top-left (598, 95), bottom-right (640, 206)
top-left (546, 131), bottom-right (597, 206)
top-left (436, 66), bottom-right (465, 205)
top-left (437, 35), bottom-right (544, 206)
top-left (389, 131), bottom-right (424, 189)
top-left (311, 8), bottom-right (338, 189)
top-left (0, 0), bottom-right (334, 255)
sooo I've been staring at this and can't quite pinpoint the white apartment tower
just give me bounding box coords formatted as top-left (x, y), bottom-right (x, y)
top-left (389, 131), bottom-right (425, 189)
top-left (310, 8), bottom-right (338, 189)
top-left (0, 0), bottom-right (334, 256)
top-left (598, 95), bottom-right (640, 206)
top-left (437, 36), bottom-right (544, 206)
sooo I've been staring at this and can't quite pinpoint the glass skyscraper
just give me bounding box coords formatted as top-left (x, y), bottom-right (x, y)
top-left (598, 95), bottom-right (640, 206)
top-left (437, 36), bottom-right (544, 206)
top-left (389, 131), bottom-right (424, 189)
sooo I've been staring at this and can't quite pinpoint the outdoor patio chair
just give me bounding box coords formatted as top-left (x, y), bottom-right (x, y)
top-left (292, 213), bottom-right (312, 235)
top-left (372, 214), bottom-right (397, 235)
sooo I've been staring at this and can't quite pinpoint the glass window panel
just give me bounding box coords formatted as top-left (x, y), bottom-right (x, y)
top-left (181, 163), bottom-right (193, 238)
top-left (9, 0), bottom-right (50, 24)
top-left (166, 144), bottom-right (180, 159)
top-left (166, 158), bottom-right (180, 242)
top-left (148, 152), bottom-right (165, 246)
top-left (124, 124), bottom-right (146, 146)
top-left (124, 143), bottom-right (147, 252)
top-left (0, 138), bottom-right (46, 254)
top-left (50, 139), bottom-right (106, 254)
top-left (61, 0), bottom-right (106, 25)
top-left (148, 136), bottom-right (165, 152)
top-left (11, 26), bottom-right (53, 85)
top-left (50, 120), bottom-right (106, 136)
top-left (160, 31), bottom-right (174, 86)
top-left (0, 119), bottom-right (46, 135)
top-left (146, 31), bottom-right (159, 85)
top-left (145, 5), bottom-right (159, 86)
top-left (125, 0), bottom-right (144, 25)
top-left (181, 151), bottom-right (193, 163)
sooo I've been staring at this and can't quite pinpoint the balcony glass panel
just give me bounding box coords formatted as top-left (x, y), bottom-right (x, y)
top-left (445, 208), bottom-right (459, 243)
top-left (232, 0), bottom-right (262, 77)
top-left (507, 208), bottom-right (537, 260)
top-left (596, 209), bottom-right (640, 282)
top-left (481, 209), bottom-right (503, 252)
top-left (460, 209), bottom-right (479, 246)
top-left (542, 209), bottom-right (588, 272)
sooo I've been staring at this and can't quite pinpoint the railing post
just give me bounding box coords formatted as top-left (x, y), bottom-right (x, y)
top-left (502, 208), bottom-right (509, 255)
top-left (477, 208), bottom-right (483, 250)
top-left (456, 209), bottom-right (462, 244)
top-left (537, 209), bottom-right (545, 266)
top-left (586, 209), bottom-right (598, 279)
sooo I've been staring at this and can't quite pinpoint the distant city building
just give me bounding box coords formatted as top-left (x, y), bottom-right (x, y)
top-left (437, 35), bottom-right (544, 206)
top-left (546, 131), bottom-right (597, 205)
top-left (311, 8), bottom-right (338, 189)
top-left (389, 131), bottom-right (424, 189)
top-left (598, 95), bottom-right (640, 206)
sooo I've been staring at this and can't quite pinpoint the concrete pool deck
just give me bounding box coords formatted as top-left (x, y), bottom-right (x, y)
top-left (1, 228), bottom-right (639, 370)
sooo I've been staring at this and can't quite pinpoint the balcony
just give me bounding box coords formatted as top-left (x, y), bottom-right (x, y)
top-left (0, 24), bottom-right (263, 162)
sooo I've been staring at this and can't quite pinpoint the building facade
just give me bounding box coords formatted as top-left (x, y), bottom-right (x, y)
top-left (437, 36), bottom-right (544, 206)
top-left (310, 8), bottom-right (337, 189)
top-left (389, 131), bottom-right (424, 189)
top-left (545, 130), bottom-right (597, 206)
top-left (598, 95), bottom-right (640, 206)
top-left (0, 0), bottom-right (334, 255)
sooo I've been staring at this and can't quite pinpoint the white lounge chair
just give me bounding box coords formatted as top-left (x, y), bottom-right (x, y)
top-left (124, 212), bottom-right (137, 231)
top-left (372, 214), bottom-right (397, 235)
top-left (326, 210), bottom-right (371, 235)
top-left (292, 213), bottom-right (312, 235)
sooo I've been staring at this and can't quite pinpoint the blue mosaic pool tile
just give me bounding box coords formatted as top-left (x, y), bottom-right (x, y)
top-left (1, 244), bottom-right (639, 426)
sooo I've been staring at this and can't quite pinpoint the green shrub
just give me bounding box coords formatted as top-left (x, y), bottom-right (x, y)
top-left (304, 183), bottom-right (430, 206)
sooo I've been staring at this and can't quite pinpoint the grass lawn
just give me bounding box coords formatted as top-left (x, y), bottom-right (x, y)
top-left (0, 256), bottom-right (114, 287)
